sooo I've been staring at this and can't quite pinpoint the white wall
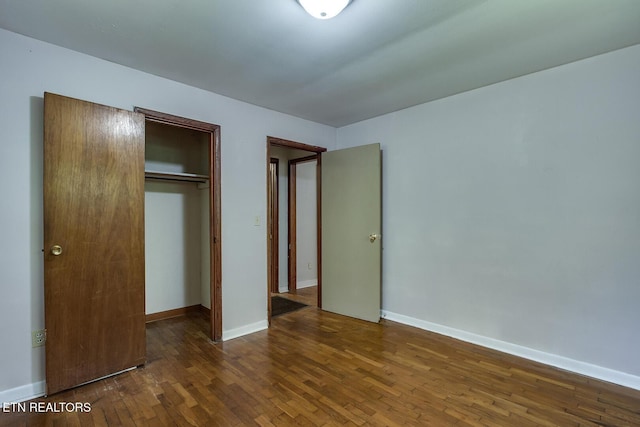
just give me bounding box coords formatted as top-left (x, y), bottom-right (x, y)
top-left (295, 160), bottom-right (318, 288)
top-left (269, 147), bottom-right (292, 292)
top-left (145, 182), bottom-right (205, 314)
top-left (337, 44), bottom-right (640, 388)
top-left (0, 28), bottom-right (336, 402)
top-left (201, 185), bottom-right (212, 310)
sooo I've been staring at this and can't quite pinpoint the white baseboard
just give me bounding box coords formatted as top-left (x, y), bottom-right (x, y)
top-left (297, 279), bottom-right (317, 289)
top-left (0, 381), bottom-right (45, 404)
top-left (278, 280), bottom-right (317, 293)
top-left (222, 320), bottom-right (268, 341)
top-left (381, 310), bottom-right (640, 391)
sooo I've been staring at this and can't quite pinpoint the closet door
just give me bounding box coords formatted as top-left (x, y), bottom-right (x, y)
top-left (43, 92), bottom-right (146, 395)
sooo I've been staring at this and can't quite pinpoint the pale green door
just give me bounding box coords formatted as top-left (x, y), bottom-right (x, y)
top-left (321, 143), bottom-right (381, 323)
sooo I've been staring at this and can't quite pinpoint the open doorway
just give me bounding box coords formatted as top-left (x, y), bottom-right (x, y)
top-left (266, 137), bottom-right (326, 321)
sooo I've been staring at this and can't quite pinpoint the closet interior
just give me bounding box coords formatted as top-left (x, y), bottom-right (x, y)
top-left (143, 120), bottom-right (212, 327)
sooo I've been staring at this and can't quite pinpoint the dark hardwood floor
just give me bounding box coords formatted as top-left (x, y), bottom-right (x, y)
top-left (2, 305), bottom-right (639, 426)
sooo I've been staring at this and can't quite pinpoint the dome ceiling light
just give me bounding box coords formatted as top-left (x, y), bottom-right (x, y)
top-left (297, 0), bottom-right (352, 20)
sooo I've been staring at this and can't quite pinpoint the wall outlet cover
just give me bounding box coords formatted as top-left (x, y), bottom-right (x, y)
top-left (32, 329), bottom-right (46, 347)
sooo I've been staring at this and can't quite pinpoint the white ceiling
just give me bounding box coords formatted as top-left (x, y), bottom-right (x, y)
top-left (1, 0), bottom-right (639, 127)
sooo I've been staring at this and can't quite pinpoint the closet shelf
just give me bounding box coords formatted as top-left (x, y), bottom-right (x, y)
top-left (145, 170), bottom-right (209, 184)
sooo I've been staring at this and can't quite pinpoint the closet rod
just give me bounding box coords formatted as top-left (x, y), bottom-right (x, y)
top-left (144, 170), bottom-right (209, 184)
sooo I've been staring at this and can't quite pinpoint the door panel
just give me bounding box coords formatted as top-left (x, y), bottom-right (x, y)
top-left (44, 93), bottom-right (146, 395)
top-left (321, 143), bottom-right (381, 323)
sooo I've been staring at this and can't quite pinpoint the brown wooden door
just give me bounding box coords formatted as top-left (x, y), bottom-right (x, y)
top-left (44, 92), bottom-right (146, 395)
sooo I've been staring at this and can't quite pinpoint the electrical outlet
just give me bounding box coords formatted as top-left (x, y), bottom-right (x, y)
top-left (32, 329), bottom-right (46, 347)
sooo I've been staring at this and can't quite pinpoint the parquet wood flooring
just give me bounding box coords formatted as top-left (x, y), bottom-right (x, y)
top-left (2, 307), bottom-right (639, 426)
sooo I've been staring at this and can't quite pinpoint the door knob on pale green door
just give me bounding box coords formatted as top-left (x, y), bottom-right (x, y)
top-left (369, 234), bottom-right (380, 243)
top-left (50, 245), bottom-right (63, 256)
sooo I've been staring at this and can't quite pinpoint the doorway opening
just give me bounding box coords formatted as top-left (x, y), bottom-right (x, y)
top-left (135, 108), bottom-right (222, 341)
top-left (266, 136), bottom-right (326, 322)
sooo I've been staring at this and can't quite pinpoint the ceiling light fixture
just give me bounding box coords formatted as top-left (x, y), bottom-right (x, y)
top-left (297, 0), bottom-right (352, 20)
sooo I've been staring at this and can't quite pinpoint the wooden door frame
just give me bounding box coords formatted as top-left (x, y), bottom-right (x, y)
top-left (135, 107), bottom-right (222, 342)
top-left (266, 137), bottom-right (326, 322)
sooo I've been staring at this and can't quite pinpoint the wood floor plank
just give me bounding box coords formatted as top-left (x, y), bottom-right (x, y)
top-left (2, 305), bottom-right (639, 426)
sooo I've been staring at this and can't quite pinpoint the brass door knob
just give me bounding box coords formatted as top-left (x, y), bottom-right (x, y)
top-left (369, 234), bottom-right (380, 243)
top-left (50, 245), bottom-right (63, 256)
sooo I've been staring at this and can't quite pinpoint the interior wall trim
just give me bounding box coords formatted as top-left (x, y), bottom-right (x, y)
top-left (381, 310), bottom-right (640, 392)
top-left (222, 320), bottom-right (269, 342)
top-left (0, 381), bottom-right (45, 404)
top-left (296, 280), bottom-right (318, 289)
top-left (145, 305), bottom-right (204, 323)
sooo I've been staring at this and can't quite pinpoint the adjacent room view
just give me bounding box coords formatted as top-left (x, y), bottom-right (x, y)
top-left (1, 0), bottom-right (640, 425)
top-left (268, 143), bottom-right (319, 318)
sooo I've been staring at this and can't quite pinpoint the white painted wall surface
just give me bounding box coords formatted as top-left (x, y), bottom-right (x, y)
top-left (0, 28), bottom-right (335, 401)
top-left (337, 44), bottom-right (640, 384)
top-left (295, 160), bottom-right (317, 287)
top-left (269, 147), bottom-right (292, 292)
top-left (200, 187), bottom-right (211, 310)
top-left (145, 182), bottom-right (204, 314)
